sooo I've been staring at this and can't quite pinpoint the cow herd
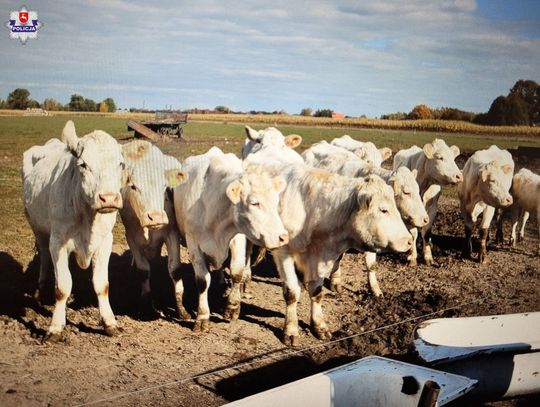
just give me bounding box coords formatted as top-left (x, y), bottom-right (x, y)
top-left (21, 121), bottom-right (539, 345)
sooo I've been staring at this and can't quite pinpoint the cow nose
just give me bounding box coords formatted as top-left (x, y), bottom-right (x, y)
top-left (455, 172), bottom-right (463, 183)
top-left (278, 233), bottom-right (289, 246)
top-left (99, 192), bottom-right (122, 208)
top-left (406, 237), bottom-right (413, 249)
top-left (505, 195), bottom-right (513, 206)
top-left (422, 215), bottom-right (429, 226)
top-left (143, 210), bottom-right (168, 227)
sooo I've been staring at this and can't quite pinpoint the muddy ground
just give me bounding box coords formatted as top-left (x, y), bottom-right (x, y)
top-left (1, 153), bottom-right (539, 407)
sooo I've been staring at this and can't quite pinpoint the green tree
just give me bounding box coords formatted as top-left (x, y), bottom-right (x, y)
top-left (7, 88), bottom-right (31, 109)
top-left (42, 98), bottom-right (62, 111)
top-left (69, 94), bottom-right (85, 111)
top-left (408, 104), bottom-right (432, 120)
top-left (300, 108), bottom-right (313, 116)
top-left (313, 109), bottom-right (333, 118)
top-left (215, 105), bottom-right (230, 113)
top-left (509, 79), bottom-right (539, 125)
top-left (0, 99), bottom-right (7, 109)
top-left (83, 98), bottom-right (96, 112)
top-left (103, 97), bottom-right (116, 113)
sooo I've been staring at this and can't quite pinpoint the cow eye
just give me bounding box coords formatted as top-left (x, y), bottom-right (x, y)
top-left (250, 201), bottom-right (260, 208)
top-left (403, 191), bottom-right (411, 196)
top-left (380, 207), bottom-right (389, 215)
top-left (119, 162), bottom-right (126, 170)
top-left (131, 184), bottom-right (138, 191)
top-left (77, 159), bottom-right (87, 170)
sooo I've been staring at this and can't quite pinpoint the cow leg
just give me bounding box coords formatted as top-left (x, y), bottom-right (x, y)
top-left (306, 279), bottom-right (331, 340)
top-left (422, 186), bottom-right (441, 266)
top-left (224, 234), bottom-right (247, 321)
top-left (241, 241), bottom-right (254, 299)
top-left (329, 254), bottom-right (344, 293)
top-left (188, 242), bottom-right (211, 333)
top-left (46, 241), bottom-right (71, 341)
top-left (365, 252), bottom-right (383, 297)
top-left (36, 234), bottom-right (54, 304)
top-left (127, 238), bottom-right (157, 319)
top-left (510, 206), bottom-right (521, 247)
top-left (273, 250), bottom-right (301, 346)
top-left (407, 227), bottom-right (418, 266)
top-left (479, 205), bottom-right (496, 264)
top-left (461, 203), bottom-right (475, 259)
top-left (92, 233), bottom-right (118, 336)
top-left (519, 211), bottom-right (530, 243)
top-left (495, 208), bottom-right (504, 244)
top-left (536, 212), bottom-right (540, 255)
top-left (166, 228), bottom-right (190, 320)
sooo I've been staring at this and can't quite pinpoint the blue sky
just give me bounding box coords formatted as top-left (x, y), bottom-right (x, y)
top-left (1, 0), bottom-right (539, 117)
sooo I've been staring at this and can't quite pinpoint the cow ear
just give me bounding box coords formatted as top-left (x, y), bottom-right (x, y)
top-left (379, 147), bottom-right (392, 161)
top-left (502, 164), bottom-right (513, 175)
top-left (357, 191), bottom-right (372, 210)
top-left (411, 168), bottom-right (418, 179)
top-left (226, 180), bottom-right (243, 204)
top-left (62, 120), bottom-right (79, 155)
top-left (245, 126), bottom-right (260, 142)
top-left (285, 134), bottom-right (302, 149)
top-left (123, 140), bottom-right (150, 160)
top-left (450, 145), bottom-right (460, 158)
top-left (165, 169), bottom-right (188, 188)
top-left (272, 176), bottom-right (286, 193)
top-left (423, 143), bottom-right (434, 159)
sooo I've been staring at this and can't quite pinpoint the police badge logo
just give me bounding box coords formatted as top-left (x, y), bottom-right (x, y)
top-left (5, 6), bottom-right (42, 44)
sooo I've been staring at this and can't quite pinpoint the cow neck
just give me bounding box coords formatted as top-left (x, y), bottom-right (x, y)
top-left (415, 155), bottom-right (435, 195)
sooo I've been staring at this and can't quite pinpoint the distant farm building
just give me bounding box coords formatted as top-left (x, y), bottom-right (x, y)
top-left (332, 112), bottom-right (345, 119)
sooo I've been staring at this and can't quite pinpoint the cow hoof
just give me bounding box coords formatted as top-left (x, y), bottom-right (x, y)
top-left (242, 292), bottom-right (254, 300)
top-left (42, 331), bottom-right (65, 344)
top-left (283, 334), bottom-right (299, 347)
top-left (372, 290), bottom-right (384, 298)
top-left (407, 259), bottom-right (417, 267)
top-left (329, 282), bottom-right (342, 294)
top-left (193, 319), bottom-right (210, 333)
top-left (177, 307), bottom-right (191, 321)
top-left (314, 327), bottom-right (332, 341)
top-left (223, 305), bottom-right (240, 322)
top-left (104, 325), bottom-right (122, 337)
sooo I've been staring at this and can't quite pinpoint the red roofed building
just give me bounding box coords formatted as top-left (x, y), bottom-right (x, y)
top-left (332, 112), bottom-right (345, 118)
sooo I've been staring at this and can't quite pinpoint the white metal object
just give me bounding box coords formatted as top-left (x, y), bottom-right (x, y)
top-left (224, 356), bottom-right (476, 407)
top-left (414, 312), bottom-right (540, 364)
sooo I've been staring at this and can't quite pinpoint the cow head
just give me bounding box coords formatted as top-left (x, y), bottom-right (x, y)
top-left (479, 160), bottom-right (514, 208)
top-left (350, 175), bottom-right (412, 253)
top-left (389, 167), bottom-right (429, 228)
top-left (62, 121), bottom-right (124, 213)
top-left (227, 166), bottom-right (289, 250)
top-left (122, 140), bottom-right (187, 229)
top-left (353, 142), bottom-right (392, 167)
top-left (242, 126), bottom-right (302, 158)
top-left (422, 139), bottom-right (462, 185)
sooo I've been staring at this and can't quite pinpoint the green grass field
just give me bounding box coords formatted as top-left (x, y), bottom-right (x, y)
top-left (1, 115), bottom-right (539, 266)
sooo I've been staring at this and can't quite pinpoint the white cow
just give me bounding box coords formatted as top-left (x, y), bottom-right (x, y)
top-left (497, 168), bottom-right (540, 254)
top-left (330, 135), bottom-right (392, 167)
top-left (23, 121), bottom-right (124, 341)
top-left (171, 147), bottom-right (289, 332)
top-left (458, 145), bottom-right (514, 263)
top-left (509, 169), bottom-right (540, 253)
top-left (244, 136), bottom-right (412, 344)
top-left (270, 166), bottom-right (412, 345)
top-left (393, 139), bottom-right (462, 266)
top-left (119, 140), bottom-right (188, 318)
top-left (241, 125), bottom-right (302, 159)
top-left (303, 141), bottom-right (428, 296)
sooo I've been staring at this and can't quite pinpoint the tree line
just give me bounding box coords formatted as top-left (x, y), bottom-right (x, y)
top-left (0, 88), bottom-right (117, 113)
top-left (381, 80), bottom-right (539, 126)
